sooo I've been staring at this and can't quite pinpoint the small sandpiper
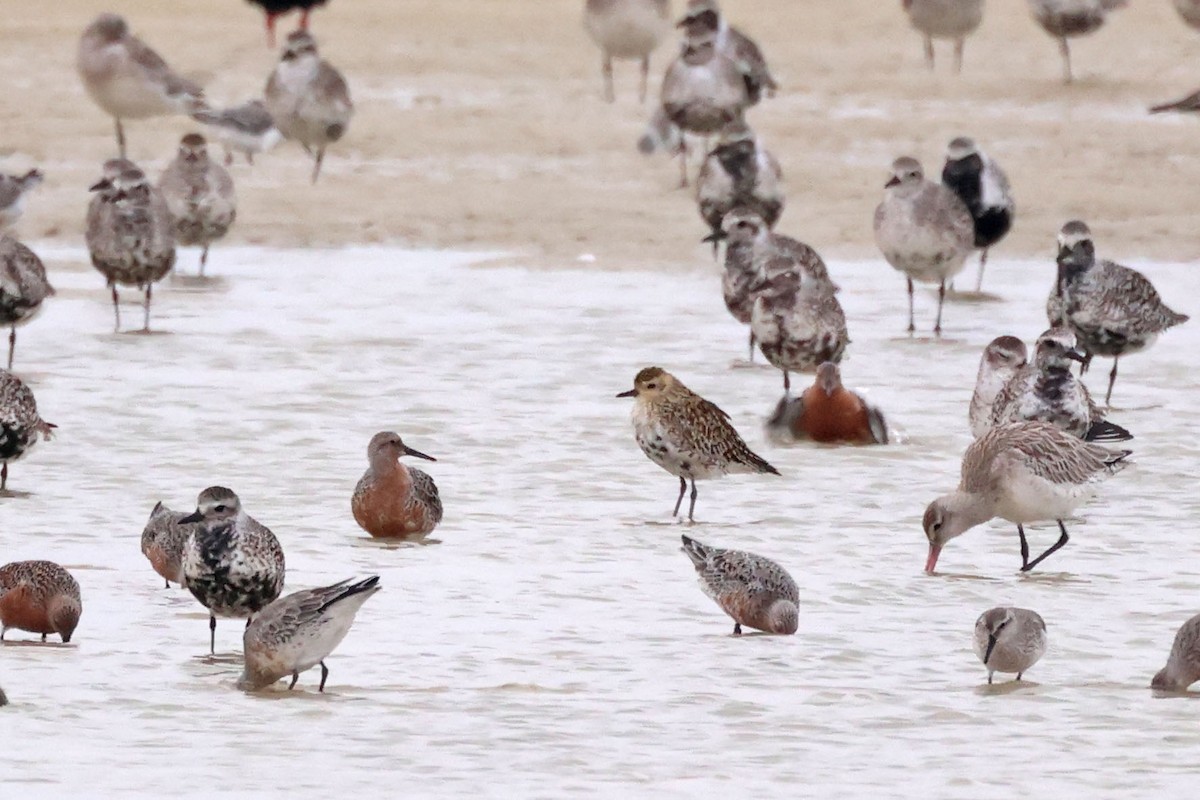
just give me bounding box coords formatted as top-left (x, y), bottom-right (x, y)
top-left (351, 431), bottom-right (443, 539)
top-left (973, 607), bottom-right (1047, 684)
top-left (158, 133), bottom-right (237, 277)
top-left (1049, 220), bottom-right (1188, 406)
top-left (191, 99), bottom-right (282, 165)
top-left (0, 368), bottom-right (55, 493)
top-left (680, 534), bottom-right (798, 635)
top-left (766, 362), bottom-right (888, 445)
top-left (901, 0), bottom-right (984, 72)
top-left (239, 576), bottom-right (380, 692)
top-left (618, 367), bottom-right (778, 521)
top-left (1025, 0), bottom-right (1127, 83)
top-left (264, 31), bottom-right (353, 184)
top-left (1151, 612), bottom-right (1200, 692)
top-left (873, 156), bottom-right (974, 336)
top-left (0, 169), bottom-right (43, 231)
top-left (179, 487), bottom-right (286, 654)
top-left (141, 501), bottom-right (198, 588)
top-left (696, 121), bottom-right (784, 244)
top-left (989, 327), bottom-right (1132, 443)
top-left (677, 0), bottom-right (777, 102)
top-left (941, 136), bottom-right (1014, 292)
top-left (76, 13), bottom-right (205, 158)
top-left (0, 560), bottom-right (81, 643)
top-left (0, 235), bottom-right (55, 370)
top-left (923, 421), bottom-right (1130, 573)
top-left (969, 335), bottom-right (1027, 438)
top-left (583, 0), bottom-right (672, 102)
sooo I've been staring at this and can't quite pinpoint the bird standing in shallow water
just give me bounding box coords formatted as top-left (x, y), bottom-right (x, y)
top-left (941, 136), bottom-right (1014, 292)
top-left (239, 576), bottom-right (379, 692)
top-left (583, 0), bottom-right (671, 103)
top-left (158, 134), bottom-right (237, 277)
top-left (973, 607), bottom-right (1047, 684)
top-left (351, 431), bottom-right (443, 539)
top-left (766, 362), bottom-right (888, 445)
top-left (0, 560), bottom-right (81, 643)
top-left (141, 501), bottom-right (198, 589)
top-left (0, 235), bottom-right (54, 370)
top-left (1151, 612), bottom-right (1200, 691)
top-left (0, 368), bottom-right (54, 493)
top-left (680, 535), bottom-right (798, 635)
top-left (618, 367), bottom-right (778, 522)
top-left (180, 487), bottom-right (286, 654)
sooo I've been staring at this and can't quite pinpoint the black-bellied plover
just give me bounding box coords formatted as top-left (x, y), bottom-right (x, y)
top-left (239, 576), bottom-right (380, 692)
top-left (618, 367), bottom-right (778, 521)
top-left (0, 561), bottom-right (81, 643)
top-left (766, 362), bottom-right (888, 445)
top-left (901, 0), bottom-right (985, 72)
top-left (696, 121), bottom-right (784, 244)
top-left (1025, 0), bottom-right (1127, 83)
top-left (179, 487), bottom-right (286, 655)
top-left (973, 607), bottom-right (1047, 684)
top-left (192, 99), bottom-right (282, 165)
top-left (969, 335), bottom-right (1027, 438)
top-left (941, 136), bottom-right (1014, 291)
top-left (158, 134), bottom-right (237, 277)
top-left (264, 30), bottom-right (353, 184)
top-left (923, 421), bottom-right (1130, 573)
top-left (0, 169), bottom-right (43, 231)
top-left (351, 431), bottom-right (443, 539)
top-left (76, 13), bottom-right (205, 158)
top-left (247, 0), bottom-right (329, 47)
top-left (1049, 220), bottom-right (1188, 406)
top-left (1151, 612), bottom-right (1200, 691)
top-left (141, 502), bottom-right (198, 589)
top-left (86, 164), bottom-right (175, 332)
top-left (680, 534), bottom-right (797, 635)
top-left (583, 0), bottom-right (671, 102)
top-left (874, 156), bottom-right (974, 336)
top-left (0, 235), bottom-right (54, 370)
top-left (0, 368), bottom-right (54, 493)
top-left (990, 327), bottom-right (1132, 442)
top-left (677, 0), bottom-right (777, 102)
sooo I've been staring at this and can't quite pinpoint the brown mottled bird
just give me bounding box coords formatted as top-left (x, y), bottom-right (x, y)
top-left (0, 560), bottom-right (82, 643)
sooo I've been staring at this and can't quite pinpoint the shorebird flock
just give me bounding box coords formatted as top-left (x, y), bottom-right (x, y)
top-left (2, 0), bottom-right (1200, 706)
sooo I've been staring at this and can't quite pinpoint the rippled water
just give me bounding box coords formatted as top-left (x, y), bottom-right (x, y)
top-left (1, 247), bottom-right (1197, 796)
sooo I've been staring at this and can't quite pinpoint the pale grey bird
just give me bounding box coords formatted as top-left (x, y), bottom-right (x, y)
top-left (902, 0), bottom-right (985, 72)
top-left (0, 369), bottom-right (55, 493)
top-left (873, 156), bottom-right (974, 336)
top-left (1151, 612), bottom-right (1200, 692)
top-left (238, 576), bottom-right (380, 692)
top-left (973, 607), bottom-right (1047, 684)
top-left (969, 335), bottom-right (1028, 438)
top-left (85, 165), bottom-right (175, 332)
top-left (1025, 0), bottom-right (1128, 83)
top-left (941, 136), bottom-right (1014, 291)
top-left (264, 30), bottom-right (353, 184)
top-left (677, 0), bottom-right (777, 102)
top-left (583, 0), bottom-right (672, 102)
top-left (158, 134), bottom-right (236, 276)
top-left (140, 501), bottom-right (197, 589)
top-left (0, 235), bottom-right (54, 370)
top-left (1049, 220), bottom-right (1188, 406)
top-left (191, 99), bottom-right (282, 165)
top-left (0, 170), bottom-right (44, 231)
top-left (696, 121), bottom-right (784, 242)
top-left (680, 535), bottom-right (798, 635)
top-left (76, 13), bottom-right (205, 158)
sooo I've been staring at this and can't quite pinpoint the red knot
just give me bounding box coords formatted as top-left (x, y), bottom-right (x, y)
top-left (766, 362), bottom-right (888, 445)
top-left (351, 431), bottom-right (443, 539)
top-left (680, 534), bottom-right (798, 634)
top-left (141, 501), bottom-right (198, 589)
top-left (0, 560), bottom-right (82, 643)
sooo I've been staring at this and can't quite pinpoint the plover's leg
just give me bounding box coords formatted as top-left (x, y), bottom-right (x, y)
top-left (733, 623), bottom-right (742, 636)
top-left (200, 244), bottom-right (210, 277)
top-left (1104, 358), bottom-right (1119, 407)
top-left (783, 369), bottom-right (790, 393)
top-left (1021, 520), bottom-right (1070, 572)
top-left (678, 139), bottom-right (689, 189)
top-left (142, 285), bottom-right (152, 333)
top-left (1059, 37), bottom-right (1072, 84)
top-left (748, 331), bottom-right (755, 362)
top-left (7, 325), bottom-right (15, 370)
top-left (1079, 351), bottom-right (1093, 374)
top-left (164, 578), bottom-right (170, 589)
top-left (289, 672), bottom-right (299, 690)
top-left (1017, 524), bottom-right (1030, 570)
top-left (41, 633), bottom-right (46, 642)
top-left (924, 35), bottom-right (934, 70)
top-left (0, 462), bottom-right (6, 491)
top-left (934, 279), bottom-right (946, 336)
top-left (115, 118), bottom-right (126, 159)
top-left (318, 661), bottom-right (329, 692)
top-left (111, 286), bottom-right (121, 333)
top-left (905, 277), bottom-right (915, 334)
top-left (602, 53), bottom-right (615, 103)
top-left (209, 615), bottom-right (216, 655)
top-left (975, 248), bottom-right (988, 292)
top-left (638, 55), bottom-right (650, 103)
top-left (954, 38), bottom-right (965, 74)
top-left (987, 672), bottom-right (993, 685)
top-left (686, 479), bottom-right (698, 523)
top-left (1016, 672), bottom-right (1023, 681)
top-left (672, 476), bottom-right (687, 517)
top-left (312, 147), bottom-right (326, 184)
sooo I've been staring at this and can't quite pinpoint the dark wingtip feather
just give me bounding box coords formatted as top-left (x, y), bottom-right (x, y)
top-left (1084, 419), bottom-right (1133, 443)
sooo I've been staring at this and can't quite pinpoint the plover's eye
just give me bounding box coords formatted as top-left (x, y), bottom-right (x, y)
top-left (214, 505), bottom-right (226, 513)
top-left (646, 383), bottom-right (658, 390)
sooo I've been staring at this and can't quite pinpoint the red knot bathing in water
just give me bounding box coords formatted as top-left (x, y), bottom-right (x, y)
top-left (141, 501), bottom-right (199, 589)
top-left (583, 0), bottom-right (671, 103)
top-left (766, 362), bottom-right (888, 445)
top-left (940, 136), bottom-right (1014, 292)
top-left (179, 487), bottom-right (286, 654)
top-left (1025, 0), bottom-right (1127, 83)
top-left (1048, 220), bottom-right (1188, 407)
top-left (351, 431), bottom-right (443, 539)
top-left (191, 99), bottom-right (282, 166)
top-left (901, 0), bottom-right (984, 72)
top-left (0, 560), bottom-right (82, 643)
top-left (157, 133), bottom-right (237, 277)
top-left (239, 576), bottom-right (380, 692)
top-left (973, 607), bottom-right (1047, 684)
top-left (923, 421), bottom-right (1130, 574)
top-left (617, 366), bottom-right (778, 522)
top-left (1151, 612), bottom-right (1200, 692)
top-left (969, 336), bottom-right (1028, 439)
top-left (0, 169), bottom-right (44, 231)
top-left (0, 234), bottom-right (55, 370)
top-left (873, 156), bottom-right (974, 336)
top-left (0, 368), bottom-right (55, 493)
top-left (264, 30), bottom-right (353, 184)
top-left (680, 535), bottom-right (798, 635)
top-left (75, 13), bottom-right (205, 158)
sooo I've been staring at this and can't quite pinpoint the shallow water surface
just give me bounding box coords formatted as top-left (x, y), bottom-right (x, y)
top-left (1, 248), bottom-right (1198, 797)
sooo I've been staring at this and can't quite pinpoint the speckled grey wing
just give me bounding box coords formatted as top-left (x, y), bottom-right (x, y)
top-left (409, 467), bottom-right (444, 525)
top-left (774, 235), bottom-right (835, 290)
top-left (708, 549), bottom-right (798, 604)
top-left (192, 101), bottom-right (275, 135)
top-left (965, 422), bottom-right (1130, 491)
top-left (253, 580), bottom-right (353, 648)
top-left (127, 36), bottom-right (202, 103)
top-left (726, 27), bottom-right (777, 101)
top-left (1075, 261), bottom-right (1189, 334)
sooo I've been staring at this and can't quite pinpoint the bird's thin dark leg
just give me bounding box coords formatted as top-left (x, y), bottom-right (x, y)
top-left (748, 331), bottom-right (755, 362)
top-left (906, 277), bottom-right (915, 334)
top-left (1105, 358), bottom-right (1119, 407)
top-left (987, 673), bottom-right (993, 685)
top-left (41, 633), bottom-right (46, 642)
top-left (687, 479), bottom-right (698, 523)
top-left (111, 286), bottom-right (121, 333)
top-left (1060, 37), bottom-right (1072, 84)
top-left (142, 285), bottom-right (152, 333)
top-left (678, 140), bottom-right (689, 189)
top-left (209, 614), bottom-right (216, 655)
top-left (163, 578), bottom-right (170, 589)
top-left (1018, 524), bottom-right (1030, 571)
top-left (733, 622), bottom-right (742, 636)
top-left (1016, 672), bottom-right (1023, 681)
top-left (924, 35), bottom-right (934, 70)
top-left (602, 53), bottom-right (615, 103)
top-left (975, 248), bottom-right (988, 292)
top-left (783, 370), bottom-right (790, 394)
top-left (1, 462), bottom-right (7, 491)
top-left (311, 148), bottom-right (325, 184)
top-left (7, 325), bottom-right (15, 370)
top-left (672, 476), bottom-right (687, 517)
top-left (638, 55), bottom-right (649, 103)
top-left (115, 118), bottom-right (126, 159)
top-left (954, 38), bottom-right (964, 74)
top-left (319, 661), bottom-right (329, 692)
top-left (200, 245), bottom-right (209, 278)
top-left (1021, 520), bottom-right (1070, 572)
top-left (289, 672), bottom-right (299, 690)
top-left (934, 279), bottom-right (946, 336)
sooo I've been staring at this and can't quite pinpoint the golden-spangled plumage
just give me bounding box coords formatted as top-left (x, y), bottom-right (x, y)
top-left (618, 366), bottom-right (778, 521)
top-left (680, 534), bottom-right (798, 634)
top-left (351, 431), bottom-right (443, 539)
top-left (0, 560), bottom-right (82, 643)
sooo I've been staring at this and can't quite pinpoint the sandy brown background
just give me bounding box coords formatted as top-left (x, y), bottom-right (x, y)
top-left (1, 0), bottom-right (1199, 269)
